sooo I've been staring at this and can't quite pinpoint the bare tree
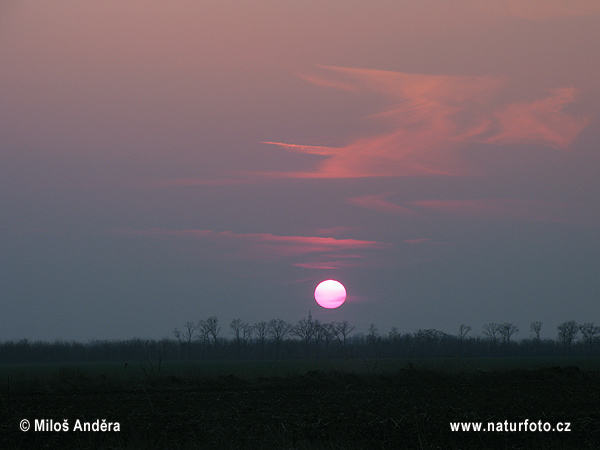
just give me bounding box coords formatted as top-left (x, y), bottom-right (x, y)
top-left (367, 323), bottom-right (379, 346)
top-left (498, 322), bottom-right (519, 348)
top-left (312, 319), bottom-right (326, 354)
top-left (293, 313), bottom-right (315, 355)
top-left (230, 319), bottom-right (242, 344)
top-left (458, 324), bottom-right (471, 358)
top-left (173, 321), bottom-right (197, 354)
top-left (482, 323), bottom-right (500, 347)
top-left (530, 321), bottom-right (542, 354)
top-left (557, 320), bottom-right (579, 352)
top-left (200, 316), bottom-right (221, 356)
top-left (268, 318), bottom-right (292, 358)
top-left (230, 319), bottom-right (245, 355)
top-left (458, 324), bottom-right (471, 340)
top-left (253, 321), bottom-right (269, 358)
top-left (319, 322), bottom-right (336, 357)
top-left (333, 321), bottom-right (355, 351)
top-left (173, 328), bottom-right (183, 344)
top-left (530, 321), bottom-right (542, 341)
top-left (579, 323), bottom-right (600, 355)
top-left (184, 322), bottom-right (197, 344)
top-left (268, 318), bottom-right (292, 342)
top-left (242, 322), bottom-right (254, 346)
top-left (414, 329), bottom-right (446, 356)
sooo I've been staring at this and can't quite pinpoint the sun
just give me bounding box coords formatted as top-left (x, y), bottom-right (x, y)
top-left (314, 280), bottom-right (347, 309)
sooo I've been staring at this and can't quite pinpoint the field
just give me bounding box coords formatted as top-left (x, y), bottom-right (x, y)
top-left (1, 357), bottom-right (599, 449)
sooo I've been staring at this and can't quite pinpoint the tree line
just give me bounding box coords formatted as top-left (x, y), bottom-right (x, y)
top-left (1, 315), bottom-right (599, 363)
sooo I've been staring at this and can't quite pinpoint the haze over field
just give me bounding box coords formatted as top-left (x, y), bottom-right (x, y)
top-left (1, 1), bottom-right (599, 340)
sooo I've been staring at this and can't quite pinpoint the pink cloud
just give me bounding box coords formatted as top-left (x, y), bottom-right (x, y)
top-left (239, 233), bottom-right (387, 258)
top-left (264, 66), bottom-right (588, 179)
top-left (346, 195), bottom-right (599, 225)
top-left (260, 142), bottom-right (335, 156)
top-left (108, 228), bottom-right (390, 269)
top-left (477, 88), bottom-right (589, 150)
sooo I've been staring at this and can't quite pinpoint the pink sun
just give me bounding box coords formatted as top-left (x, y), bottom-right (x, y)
top-left (314, 280), bottom-right (347, 309)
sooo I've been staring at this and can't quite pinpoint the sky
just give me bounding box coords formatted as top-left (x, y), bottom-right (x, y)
top-left (1, 0), bottom-right (600, 341)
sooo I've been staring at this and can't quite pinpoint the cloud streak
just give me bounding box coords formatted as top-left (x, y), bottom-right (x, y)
top-left (264, 66), bottom-right (588, 179)
top-left (348, 195), bottom-right (600, 225)
top-left (108, 228), bottom-right (390, 269)
top-left (477, 87), bottom-right (589, 149)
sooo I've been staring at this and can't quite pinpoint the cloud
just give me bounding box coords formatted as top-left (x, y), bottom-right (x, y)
top-left (264, 66), bottom-right (588, 179)
top-left (477, 88), bottom-right (589, 150)
top-left (260, 142), bottom-right (334, 156)
top-left (108, 228), bottom-right (390, 269)
top-left (347, 194), bottom-right (600, 225)
top-left (266, 67), bottom-right (503, 178)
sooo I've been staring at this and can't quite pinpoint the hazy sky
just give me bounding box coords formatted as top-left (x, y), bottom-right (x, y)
top-left (2, 1), bottom-right (599, 341)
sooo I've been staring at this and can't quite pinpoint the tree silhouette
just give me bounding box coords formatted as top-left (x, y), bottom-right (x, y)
top-left (173, 328), bottom-right (183, 344)
top-left (414, 329), bottom-right (446, 356)
top-left (293, 313), bottom-right (315, 356)
top-left (483, 323), bottom-right (500, 348)
top-left (253, 321), bottom-right (268, 358)
top-left (319, 322), bottom-right (336, 358)
top-left (9, 314), bottom-right (600, 363)
top-left (173, 321), bottom-right (197, 357)
top-left (230, 319), bottom-right (245, 356)
top-left (268, 318), bottom-right (292, 358)
top-left (333, 321), bottom-right (355, 354)
top-left (498, 322), bottom-right (519, 350)
top-left (242, 321), bottom-right (253, 348)
top-left (557, 320), bottom-right (578, 353)
top-left (200, 316), bottom-right (221, 357)
top-left (579, 322), bottom-right (600, 356)
top-left (530, 321), bottom-right (542, 354)
top-left (458, 324), bottom-right (471, 358)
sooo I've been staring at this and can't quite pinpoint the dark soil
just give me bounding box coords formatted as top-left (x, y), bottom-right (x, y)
top-left (2, 366), bottom-right (599, 449)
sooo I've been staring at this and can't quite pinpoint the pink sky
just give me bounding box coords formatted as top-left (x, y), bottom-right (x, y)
top-left (1, 1), bottom-right (599, 340)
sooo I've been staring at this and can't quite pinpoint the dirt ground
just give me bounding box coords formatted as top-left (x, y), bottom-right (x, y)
top-left (2, 366), bottom-right (599, 449)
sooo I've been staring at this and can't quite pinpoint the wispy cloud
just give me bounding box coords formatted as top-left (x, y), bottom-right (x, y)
top-left (477, 87), bottom-right (589, 149)
top-left (348, 193), bottom-right (596, 225)
top-left (348, 196), bottom-right (599, 225)
top-left (264, 66), bottom-right (588, 179)
top-left (108, 228), bottom-right (390, 269)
